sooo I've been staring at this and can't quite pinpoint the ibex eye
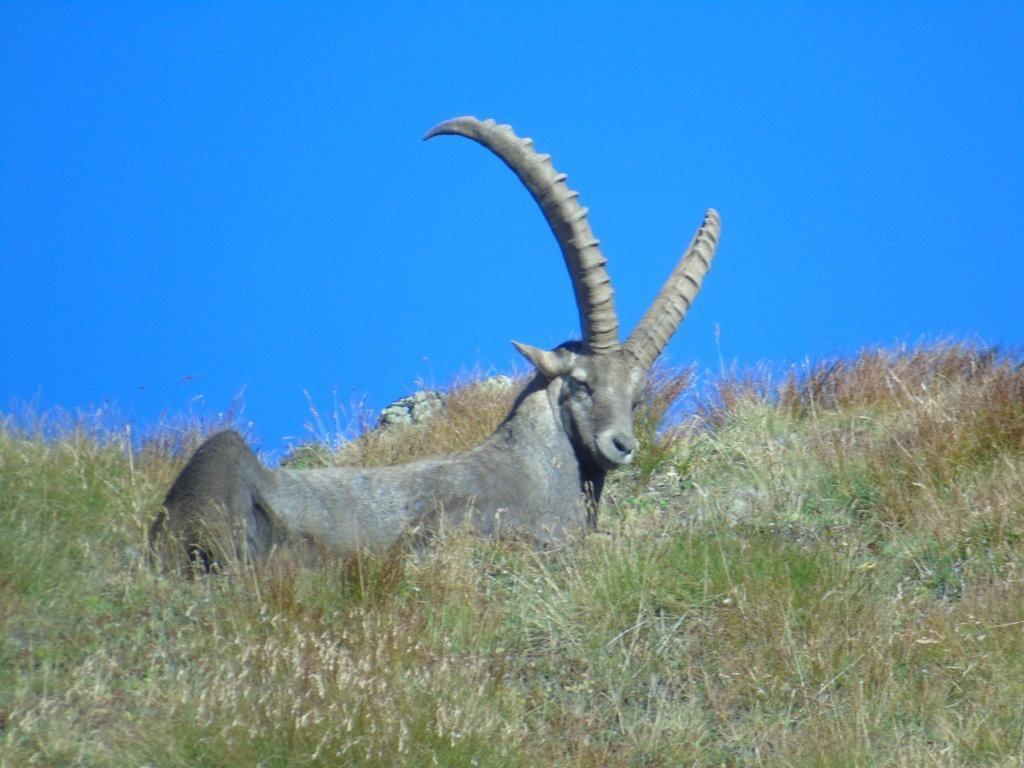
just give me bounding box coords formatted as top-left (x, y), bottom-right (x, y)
top-left (569, 373), bottom-right (592, 394)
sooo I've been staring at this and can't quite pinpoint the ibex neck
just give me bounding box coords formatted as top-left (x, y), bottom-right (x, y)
top-left (484, 374), bottom-right (606, 500)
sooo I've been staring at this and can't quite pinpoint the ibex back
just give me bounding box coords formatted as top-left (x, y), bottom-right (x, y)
top-left (150, 117), bottom-right (720, 572)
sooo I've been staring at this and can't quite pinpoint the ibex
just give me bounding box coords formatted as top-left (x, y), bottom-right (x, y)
top-left (151, 117), bottom-right (720, 571)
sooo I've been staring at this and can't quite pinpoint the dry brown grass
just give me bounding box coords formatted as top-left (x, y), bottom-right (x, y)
top-left (285, 373), bottom-right (523, 469)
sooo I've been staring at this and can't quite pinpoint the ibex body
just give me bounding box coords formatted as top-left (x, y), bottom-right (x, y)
top-left (152, 117), bottom-right (720, 571)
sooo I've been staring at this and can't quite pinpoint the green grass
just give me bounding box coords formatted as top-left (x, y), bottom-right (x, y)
top-left (1, 343), bottom-right (1022, 766)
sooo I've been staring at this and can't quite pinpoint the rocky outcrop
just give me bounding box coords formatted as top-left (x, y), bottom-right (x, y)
top-left (376, 390), bottom-right (444, 428)
top-left (376, 376), bottom-right (516, 429)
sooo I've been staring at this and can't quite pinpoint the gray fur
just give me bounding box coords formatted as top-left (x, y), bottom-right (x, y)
top-left (150, 118), bottom-right (720, 572)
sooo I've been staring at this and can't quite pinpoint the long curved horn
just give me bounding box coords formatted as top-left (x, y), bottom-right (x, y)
top-left (624, 209), bottom-right (721, 371)
top-left (424, 117), bottom-right (620, 354)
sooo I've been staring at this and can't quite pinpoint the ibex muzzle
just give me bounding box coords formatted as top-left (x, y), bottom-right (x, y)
top-left (151, 117), bottom-right (720, 572)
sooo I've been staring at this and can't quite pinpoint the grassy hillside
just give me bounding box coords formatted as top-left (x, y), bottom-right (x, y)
top-left (1, 343), bottom-right (1022, 766)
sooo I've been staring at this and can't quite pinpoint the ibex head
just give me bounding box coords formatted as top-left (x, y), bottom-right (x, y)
top-left (425, 118), bottom-right (720, 471)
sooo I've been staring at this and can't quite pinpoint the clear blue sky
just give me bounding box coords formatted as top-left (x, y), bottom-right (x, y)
top-left (2, 2), bottom-right (1022, 456)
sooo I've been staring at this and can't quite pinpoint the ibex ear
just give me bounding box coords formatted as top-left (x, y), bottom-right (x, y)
top-left (512, 341), bottom-right (573, 380)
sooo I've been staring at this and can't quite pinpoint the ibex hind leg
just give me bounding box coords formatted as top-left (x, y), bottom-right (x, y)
top-left (158, 430), bottom-right (276, 575)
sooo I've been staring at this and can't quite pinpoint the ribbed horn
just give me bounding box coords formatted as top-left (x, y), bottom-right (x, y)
top-left (424, 117), bottom-right (620, 354)
top-left (624, 209), bottom-right (720, 371)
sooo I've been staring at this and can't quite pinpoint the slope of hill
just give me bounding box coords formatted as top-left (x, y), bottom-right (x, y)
top-left (1, 343), bottom-right (1021, 766)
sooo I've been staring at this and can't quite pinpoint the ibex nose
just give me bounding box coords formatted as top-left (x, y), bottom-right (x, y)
top-left (599, 431), bottom-right (636, 467)
top-left (596, 430), bottom-right (636, 468)
top-left (613, 433), bottom-right (636, 457)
